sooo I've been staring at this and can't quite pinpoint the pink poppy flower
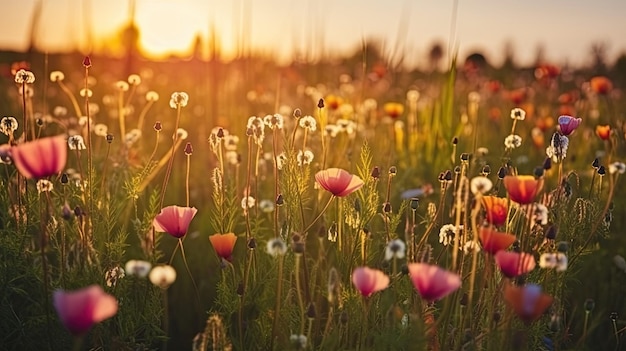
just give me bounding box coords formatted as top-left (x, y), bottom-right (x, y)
top-left (53, 285), bottom-right (118, 335)
top-left (352, 266), bottom-right (389, 297)
top-left (209, 232), bottom-right (237, 262)
top-left (479, 227), bottom-right (516, 255)
top-left (408, 263), bottom-right (462, 302)
top-left (153, 205), bottom-right (197, 238)
top-left (315, 168), bottom-right (364, 197)
top-left (504, 283), bottom-right (553, 324)
top-left (11, 136), bottom-right (67, 179)
top-left (557, 115), bottom-right (582, 136)
top-left (495, 251), bottom-right (536, 278)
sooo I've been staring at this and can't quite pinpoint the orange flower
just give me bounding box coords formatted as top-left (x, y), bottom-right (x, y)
top-left (481, 196), bottom-right (508, 226)
top-left (534, 116), bottom-right (554, 132)
top-left (315, 168), bottom-right (364, 197)
top-left (324, 94), bottom-right (343, 110)
top-left (596, 125), bottom-right (611, 140)
top-left (479, 227), bottom-right (516, 255)
top-left (503, 175), bottom-right (542, 205)
top-left (495, 251), bottom-right (536, 278)
top-left (590, 76), bottom-right (613, 95)
top-left (383, 102), bottom-right (404, 119)
top-left (209, 233), bottom-right (237, 262)
top-left (504, 283), bottom-right (553, 324)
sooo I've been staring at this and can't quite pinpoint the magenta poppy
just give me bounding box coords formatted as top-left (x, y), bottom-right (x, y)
top-left (557, 115), bottom-right (582, 136)
top-left (11, 136), bottom-right (67, 179)
top-left (53, 285), bottom-right (118, 335)
top-left (407, 263), bottom-right (462, 302)
top-left (495, 251), bottom-right (536, 278)
top-left (315, 168), bottom-right (364, 197)
top-left (352, 266), bottom-right (389, 297)
top-left (153, 205), bottom-right (197, 238)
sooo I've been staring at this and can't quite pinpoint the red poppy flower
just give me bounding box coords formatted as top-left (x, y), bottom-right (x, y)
top-left (503, 175), bottom-right (542, 205)
top-left (481, 196), bottom-right (508, 226)
top-left (495, 251), bottom-right (536, 278)
top-left (53, 285), bottom-right (118, 335)
top-left (352, 266), bottom-right (389, 297)
top-left (407, 263), bottom-right (462, 302)
top-left (590, 76), bottom-right (613, 95)
top-left (315, 168), bottom-right (364, 197)
top-left (153, 205), bottom-right (197, 238)
top-left (479, 227), bottom-right (516, 255)
top-left (11, 136), bottom-right (67, 179)
top-left (557, 115), bottom-right (582, 136)
top-left (209, 233), bottom-right (237, 262)
top-left (383, 102), bottom-right (404, 119)
top-left (504, 283), bottom-right (553, 324)
top-left (596, 125), bottom-right (611, 140)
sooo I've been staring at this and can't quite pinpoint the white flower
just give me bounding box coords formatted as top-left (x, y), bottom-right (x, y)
top-left (146, 91), bottom-right (159, 102)
top-left (68, 135), bottom-right (86, 150)
top-left (50, 71), bottom-right (65, 82)
top-left (613, 255), bottom-right (626, 272)
top-left (149, 265), bottom-right (177, 289)
top-left (463, 240), bottom-right (481, 254)
top-left (0, 116), bottom-right (18, 135)
top-left (504, 134), bottom-right (522, 149)
top-left (608, 162), bottom-right (626, 175)
top-left (299, 115), bottom-right (317, 131)
top-left (125, 260), bottom-right (152, 278)
top-left (105, 266), bottom-right (125, 287)
top-left (94, 124), bottom-right (108, 137)
top-left (266, 238), bottom-right (287, 257)
top-left (384, 239), bottom-right (406, 261)
top-left (324, 124), bottom-right (340, 138)
top-left (533, 204), bottom-right (549, 225)
top-left (336, 119), bottom-right (356, 134)
top-left (14, 69), bottom-right (35, 84)
top-left (289, 334), bottom-right (307, 350)
top-left (176, 128), bottom-right (188, 140)
top-left (80, 88), bottom-right (93, 98)
top-left (546, 133), bottom-right (569, 162)
top-left (115, 81), bottom-right (129, 91)
top-left (259, 199), bottom-right (275, 213)
top-left (510, 108), bottom-right (526, 120)
top-left (276, 152), bottom-right (288, 170)
top-left (241, 196), bottom-right (256, 210)
top-left (539, 253), bottom-right (568, 271)
top-left (439, 224), bottom-right (461, 246)
top-left (125, 129), bottom-right (142, 146)
top-left (127, 74), bottom-right (141, 85)
top-left (36, 179), bottom-right (54, 193)
top-left (297, 150), bottom-right (314, 166)
top-left (263, 113), bottom-right (284, 129)
top-left (53, 106), bottom-right (67, 117)
top-left (407, 90), bottom-right (420, 102)
top-left (225, 150), bottom-right (239, 165)
top-left (223, 135), bottom-right (239, 151)
top-left (470, 176), bottom-right (492, 195)
top-left (169, 92), bottom-right (189, 108)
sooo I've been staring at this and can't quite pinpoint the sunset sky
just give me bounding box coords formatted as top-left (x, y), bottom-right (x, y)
top-left (1, 0), bottom-right (626, 67)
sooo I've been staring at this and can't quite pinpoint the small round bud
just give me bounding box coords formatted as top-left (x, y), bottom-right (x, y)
top-left (236, 282), bottom-right (245, 296)
top-left (497, 167), bottom-right (507, 179)
top-left (481, 165), bottom-right (491, 176)
top-left (598, 166), bottom-right (606, 176)
top-left (317, 99), bottom-right (325, 109)
top-left (388, 166), bottom-right (397, 176)
top-left (460, 153), bottom-right (470, 162)
top-left (382, 202), bottom-right (392, 213)
top-left (545, 226), bottom-right (557, 240)
top-left (444, 170), bottom-right (453, 182)
top-left (452, 136), bottom-right (459, 145)
top-left (184, 142), bottom-right (193, 155)
top-left (154, 121), bottom-right (162, 131)
top-left (106, 134), bottom-right (114, 143)
top-left (410, 198), bottom-right (419, 210)
top-left (454, 166), bottom-right (461, 174)
top-left (293, 108), bottom-right (302, 118)
top-left (400, 264), bottom-right (409, 275)
top-left (247, 237), bottom-right (257, 250)
top-left (60, 173), bottom-right (69, 184)
top-left (534, 167), bottom-right (544, 179)
top-left (276, 194), bottom-right (284, 206)
top-left (556, 241), bottom-right (569, 253)
top-left (82, 56), bottom-right (92, 68)
top-left (610, 312), bottom-right (618, 321)
top-left (543, 157), bottom-right (552, 170)
top-left (592, 158), bottom-right (600, 169)
top-left (371, 166), bottom-right (381, 179)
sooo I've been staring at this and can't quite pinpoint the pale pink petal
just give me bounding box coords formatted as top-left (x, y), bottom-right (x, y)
top-left (352, 266), bottom-right (389, 297)
top-left (408, 263), bottom-right (461, 301)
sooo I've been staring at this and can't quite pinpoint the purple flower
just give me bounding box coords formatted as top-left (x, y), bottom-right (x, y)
top-left (557, 115), bottom-right (581, 136)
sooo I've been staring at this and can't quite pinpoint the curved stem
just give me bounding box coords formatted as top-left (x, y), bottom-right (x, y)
top-left (302, 195), bottom-right (335, 234)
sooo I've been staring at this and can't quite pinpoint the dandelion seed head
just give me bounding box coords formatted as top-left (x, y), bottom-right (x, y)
top-left (385, 239), bottom-right (406, 261)
top-left (176, 128), bottom-right (188, 140)
top-left (146, 91), bottom-right (159, 102)
top-left (299, 115), bottom-right (317, 131)
top-left (263, 113), bottom-right (284, 129)
top-left (36, 179), bottom-right (54, 193)
top-left (266, 238), bottom-right (287, 257)
top-left (14, 69), bottom-right (35, 84)
top-left (0, 116), bottom-right (18, 135)
top-left (115, 81), bottom-right (129, 91)
top-left (470, 176), bottom-right (493, 195)
top-left (259, 199), bottom-right (275, 213)
top-left (80, 88), bottom-right (93, 98)
top-left (439, 224), bottom-right (461, 246)
top-left (297, 150), bottom-right (314, 166)
top-left (68, 135), bottom-right (86, 150)
top-left (169, 91), bottom-right (189, 108)
top-left (504, 134), bottom-right (522, 149)
top-left (608, 162), bottom-right (626, 174)
top-left (510, 108), bottom-right (526, 120)
top-left (50, 71), bottom-right (65, 82)
top-left (149, 265), bottom-right (177, 289)
top-left (127, 74), bottom-right (141, 85)
top-left (105, 266), bottom-right (125, 287)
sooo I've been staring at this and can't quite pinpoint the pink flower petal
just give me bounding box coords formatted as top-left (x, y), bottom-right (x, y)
top-left (408, 263), bottom-right (461, 301)
top-left (153, 205), bottom-right (197, 238)
top-left (352, 266), bottom-right (389, 297)
top-left (53, 285), bottom-right (118, 335)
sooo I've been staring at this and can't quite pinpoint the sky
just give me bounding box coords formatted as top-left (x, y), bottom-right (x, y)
top-left (1, 0), bottom-right (626, 68)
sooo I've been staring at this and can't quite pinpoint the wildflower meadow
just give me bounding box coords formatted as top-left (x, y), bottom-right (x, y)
top-left (1, 31), bottom-right (626, 351)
